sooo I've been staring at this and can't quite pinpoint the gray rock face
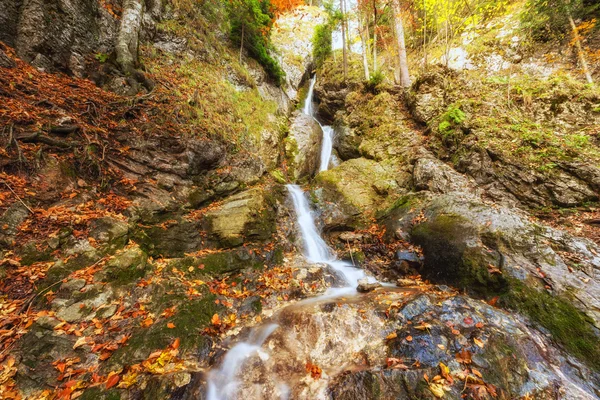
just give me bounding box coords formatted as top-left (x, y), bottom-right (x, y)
top-left (286, 112), bottom-right (323, 181)
top-left (333, 124), bottom-right (362, 160)
top-left (413, 157), bottom-right (476, 194)
top-left (330, 292), bottom-right (600, 400)
top-left (0, 203), bottom-right (29, 248)
top-left (195, 289), bottom-right (600, 399)
top-left (6, 0), bottom-right (118, 76)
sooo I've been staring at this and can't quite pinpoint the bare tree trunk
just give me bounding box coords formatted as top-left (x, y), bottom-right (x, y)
top-left (116, 0), bottom-right (144, 76)
top-left (392, 0), bottom-right (410, 87)
top-left (340, 0), bottom-right (348, 81)
top-left (359, 13), bottom-right (370, 80)
top-left (373, 0), bottom-right (378, 73)
top-left (568, 14), bottom-right (594, 84)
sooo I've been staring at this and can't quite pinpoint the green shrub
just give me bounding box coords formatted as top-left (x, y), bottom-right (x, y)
top-left (364, 70), bottom-right (385, 92)
top-left (229, 0), bottom-right (285, 86)
top-left (312, 23), bottom-right (333, 68)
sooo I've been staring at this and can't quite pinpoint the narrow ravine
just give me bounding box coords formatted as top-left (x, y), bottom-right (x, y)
top-left (205, 75), bottom-right (374, 400)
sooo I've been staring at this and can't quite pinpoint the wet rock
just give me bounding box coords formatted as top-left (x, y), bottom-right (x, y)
top-left (0, 203), bottom-right (30, 247)
top-left (286, 112), bottom-right (323, 181)
top-left (396, 278), bottom-right (419, 287)
top-left (206, 187), bottom-right (277, 248)
top-left (385, 190), bottom-right (600, 367)
top-left (357, 279), bottom-right (382, 293)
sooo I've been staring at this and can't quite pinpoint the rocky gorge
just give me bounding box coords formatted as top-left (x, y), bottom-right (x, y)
top-left (0, 1), bottom-right (600, 399)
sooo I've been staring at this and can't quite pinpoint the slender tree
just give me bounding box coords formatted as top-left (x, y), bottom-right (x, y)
top-left (391, 0), bottom-right (410, 87)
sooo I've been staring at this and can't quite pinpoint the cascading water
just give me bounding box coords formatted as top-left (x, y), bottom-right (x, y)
top-left (303, 77), bottom-right (317, 115)
top-left (205, 74), bottom-right (372, 400)
top-left (287, 184), bottom-right (367, 289)
top-left (303, 76), bottom-right (334, 171)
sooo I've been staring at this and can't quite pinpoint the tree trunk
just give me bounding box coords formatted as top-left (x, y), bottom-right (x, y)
top-left (568, 14), bottom-right (594, 84)
top-left (116, 0), bottom-right (144, 76)
top-left (392, 0), bottom-right (410, 87)
top-left (340, 0), bottom-right (348, 81)
top-left (359, 13), bottom-right (370, 80)
top-left (372, 0), bottom-right (378, 72)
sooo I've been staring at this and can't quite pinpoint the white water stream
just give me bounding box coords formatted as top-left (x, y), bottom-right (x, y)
top-left (205, 75), bottom-right (370, 400)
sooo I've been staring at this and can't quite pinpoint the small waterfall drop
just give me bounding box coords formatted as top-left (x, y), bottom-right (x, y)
top-left (287, 184), bottom-right (367, 289)
top-left (206, 324), bottom-right (279, 400)
top-left (303, 77), bottom-right (317, 115)
top-left (303, 76), bottom-right (334, 171)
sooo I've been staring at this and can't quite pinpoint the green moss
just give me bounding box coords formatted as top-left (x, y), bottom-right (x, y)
top-left (108, 286), bottom-right (223, 368)
top-left (502, 279), bottom-right (600, 370)
top-left (79, 387), bottom-right (121, 400)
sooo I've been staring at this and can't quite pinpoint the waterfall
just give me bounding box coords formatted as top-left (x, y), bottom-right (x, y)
top-left (303, 77), bottom-right (317, 115)
top-left (205, 73), bottom-right (371, 400)
top-left (319, 126), bottom-right (334, 172)
top-left (287, 184), bottom-right (367, 289)
top-left (303, 76), bottom-right (334, 171)
top-left (206, 324), bottom-right (279, 400)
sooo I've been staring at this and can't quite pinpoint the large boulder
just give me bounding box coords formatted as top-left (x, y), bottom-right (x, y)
top-left (385, 189), bottom-right (600, 368)
top-left (286, 112), bottom-right (323, 182)
top-left (205, 187), bottom-right (277, 248)
top-left (315, 158), bottom-right (400, 227)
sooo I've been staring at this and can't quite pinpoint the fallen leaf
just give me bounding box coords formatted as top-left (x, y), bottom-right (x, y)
top-left (386, 332), bottom-right (397, 340)
top-left (167, 322), bottom-right (176, 329)
top-left (105, 373), bottom-right (120, 389)
top-left (473, 338), bottom-right (484, 348)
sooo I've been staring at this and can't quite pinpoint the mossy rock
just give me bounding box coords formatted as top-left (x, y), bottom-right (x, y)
top-left (104, 245), bottom-right (148, 285)
top-left (108, 285), bottom-right (222, 369)
top-left (134, 220), bottom-right (203, 257)
top-left (205, 187), bottom-right (278, 248)
top-left (316, 158), bottom-right (399, 221)
top-left (502, 278), bottom-right (600, 370)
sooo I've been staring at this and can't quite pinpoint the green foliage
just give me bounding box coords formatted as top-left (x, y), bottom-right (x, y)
top-left (229, 0), bottom-right (285, 85)
top-left (438, 105), bottom-right (466, 136)
top-left (365, 70), bottom-right (385, 92)
top-left (312, 23), bottom-right (333, 68)
top-left (95, 53), bottom-right (109, 63)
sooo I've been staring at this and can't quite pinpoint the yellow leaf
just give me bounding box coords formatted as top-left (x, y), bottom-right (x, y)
top-left (429, 382), bottom-right (445, 398)
top-left (386, 332), bottom-right (397, 340)
top-left (473, 338), bottom-right (484, 348)
top-left (73, 337), bottom-right (88, 349)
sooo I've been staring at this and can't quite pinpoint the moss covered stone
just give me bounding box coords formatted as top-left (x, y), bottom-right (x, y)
top-left (206, 187), bottom-right (277, 248)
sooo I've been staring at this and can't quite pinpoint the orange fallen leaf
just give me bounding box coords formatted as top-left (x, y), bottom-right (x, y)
top-left (167, 322), bottom-right (176, 329)
top-left (105, 373), bottom-right (120, 389)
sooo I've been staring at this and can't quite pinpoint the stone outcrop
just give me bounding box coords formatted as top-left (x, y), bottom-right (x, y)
top-left (286, 112), bottom-right (323, 181)
top-left (205, 187), bottom-right (277, 248)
